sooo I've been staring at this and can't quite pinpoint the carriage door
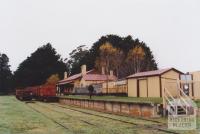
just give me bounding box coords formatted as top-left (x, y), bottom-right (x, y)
top-left (139, 79), bottom-right (148, 97)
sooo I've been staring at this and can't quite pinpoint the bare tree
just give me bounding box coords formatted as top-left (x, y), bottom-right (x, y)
top-left (125, 46), bottom-right (145, 74)
top-left (95, 42), bottom-right (117, 93)
top-left (111, 49), bottom-right (124, 79)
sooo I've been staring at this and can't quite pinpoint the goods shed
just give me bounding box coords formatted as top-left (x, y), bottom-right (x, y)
top-left (127, 68), bottom-right (183, 98)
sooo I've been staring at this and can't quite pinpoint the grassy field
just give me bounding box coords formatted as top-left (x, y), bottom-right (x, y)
top-left (0, 96), bottom-right (199, 134)
top-left (194, 100), bottom-right (200, 108)
top-left (0, 96), bottom-right (68, 134)
top-left (61, 95), bottom-right (163, 104)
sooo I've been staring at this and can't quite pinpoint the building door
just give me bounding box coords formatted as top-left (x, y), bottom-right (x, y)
top-left (139, 79), bottom-right (148, 97)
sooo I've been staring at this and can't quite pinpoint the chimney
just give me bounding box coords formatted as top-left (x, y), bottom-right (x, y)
top-left (102, 66), bottom-right (105, 75)
top-left (64, 72), bottom-right (68, 79)
top-left (110, 70), bottom-right (113, 77)
top-left (81, 65), bottom-right (86, 75)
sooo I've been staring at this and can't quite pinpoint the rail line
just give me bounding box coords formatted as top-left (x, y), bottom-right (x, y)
top-left (25, 101), bottom-right (180, 134)
top-left (25, 102), bottom-right (70, 131)
top-left (28, 102), bottom-right (159, 132)
top-left (48, 103), bottom-right (180, 134)
top-left (26, 101), bottom-right (99, 128)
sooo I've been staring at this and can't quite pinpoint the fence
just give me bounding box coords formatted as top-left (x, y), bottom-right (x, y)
top-left (102, 79), bottom-right (127, 94)
top-left (102, 85), bottom-right (128, 94)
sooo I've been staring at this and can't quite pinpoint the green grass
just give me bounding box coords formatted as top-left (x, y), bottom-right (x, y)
top-left (194, 100), bottom-right (200, 108)
top-left (0, 96), bottom-right (198, 134)
top-left (0, 96), bottom-right (69, 134)
top-left (60, 95), bottom-right (163, 104)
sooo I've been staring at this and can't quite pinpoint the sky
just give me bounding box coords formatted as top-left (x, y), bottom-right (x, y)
top-left (0, 0), bottom-right (200, 73)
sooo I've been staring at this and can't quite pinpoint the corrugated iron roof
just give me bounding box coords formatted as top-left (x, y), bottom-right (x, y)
top-left (127, 68), bottom-right (183, 78)
top-left (58, 69), bottom-right (117, 85)
top-left (83, 74), bottom-right (117, 81)
top-left (58, 69), bottom-right (96, 83)
top-left (58, 73), bottom-right (81, 84)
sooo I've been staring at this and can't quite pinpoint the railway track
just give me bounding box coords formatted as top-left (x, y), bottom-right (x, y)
top-left (49, 103), bottom-right (181, 134)
top-left (27, 101), bottom-right (180, 134)
top-left (28, 102), bottom-right (99, 127)
top-left (25, 102), bottom-right (70, 131)
top-left (26, 102), bottom-right (100, 129)
top-left (31, 102), bottom-right (138, 127)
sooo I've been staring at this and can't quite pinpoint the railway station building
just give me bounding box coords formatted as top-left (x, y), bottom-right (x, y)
top-left (57, 65), bottom-right (117, 94)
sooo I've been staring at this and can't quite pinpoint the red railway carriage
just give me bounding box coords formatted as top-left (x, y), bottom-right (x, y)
top-left (16, 88), bottom-right (34, 101)
top-left (37, 85), bottom-right (58, 102)
top-left (16, 85), bottom-right (58, 102)
top-left (25, 86), bottom-right (40, 98)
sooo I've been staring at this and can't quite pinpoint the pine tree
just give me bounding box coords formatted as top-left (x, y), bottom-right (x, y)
top-left (14, 43), bottom-right (67, 88)
top-left (0, 53), bottom-right (13, 93)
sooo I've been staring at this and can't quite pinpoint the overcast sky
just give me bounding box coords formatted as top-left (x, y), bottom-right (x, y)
top-left (0, 0), bottom-right (200, 73)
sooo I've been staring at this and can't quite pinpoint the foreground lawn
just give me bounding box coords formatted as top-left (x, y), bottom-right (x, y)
top-left (194, 100), bottom-right (200, 108)
top-left (0, 96), bottom-right (68, 134)
top-left (0, 96), bottom-right (198, 134)
top-left (60, 95), bottom-right (163, 104)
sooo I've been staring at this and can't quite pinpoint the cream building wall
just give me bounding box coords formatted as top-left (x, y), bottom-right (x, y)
top-left (127, 79), bottom-right (137, 97)
top-left (161, 70), bottom-right (180, 97)
top-left (73, 79), bottom-right (81, 88)
top-left (190, 71), bottom-right (200, 99)
top-left (147, 76), bottom-right (160, 97)
top-left (138, 79), bottom-right (147, 97)
top-left (79, 78), bottom-right (105, 88)
top-left (128, 76), bottom-right (160, 97)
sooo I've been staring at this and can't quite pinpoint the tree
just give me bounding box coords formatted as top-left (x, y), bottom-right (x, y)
top-left (97, 42), bottom-right (118, 73)
top-left (45, 74), bottom-right (60, 86)
top-left (88, 85), bottom-right (94, 99)
top-left (110, 49), bottom-right (124, 78)
top-left (126, 46), bottom-right (145, 73)
top-left (83, 35), bottom-right (123, 72)
top-left (66, 45), bottom-right (88, 75)
top-left (14, 43), bottom-right (67, 88)
top-left (0, 53), bottom-right (13, 94)
top-left (96, 42), bottom-right (118, 93)
top-left (67, 35), bottom-right (157, 79)
top-left (119, 41), bottom-right (157, 77)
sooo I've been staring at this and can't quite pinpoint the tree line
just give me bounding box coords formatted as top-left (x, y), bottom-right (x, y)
top-left (67, 35), bottom-right (157, 78)
top-left (0, 35), bottom-right (157, 94)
